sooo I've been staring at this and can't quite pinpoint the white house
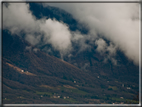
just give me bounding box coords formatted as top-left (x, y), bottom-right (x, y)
top-left (21, 70), bottom-right (24, 72)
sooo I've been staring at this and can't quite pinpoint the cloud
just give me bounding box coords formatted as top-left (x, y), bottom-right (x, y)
top-left (95, 38), bottom-right (107, 54)
top-left (3, 3), bottom-right (72, 57)
top-left (25, 46), bottom-right (32, 52)
top-left (95, 38), bottom-right (117, 65)
top-left (40, 19), bottom-right (72, 55)
top-left (25, 34), bottom-right (41, 46)
top-left (33, 48), bottom-right (39, 53)
top-left (44, 3), bottom-right (140, 65)
top-left (71, 31), bottom-right (93, 53)
top-left (3, 3), bottom-right (140, 65)
top-left (3, 3), bottom-right (40, 34)
top-left (106, 43), bottom-right (117, 56)
top-left (81, 63), bottom-right (90, 71)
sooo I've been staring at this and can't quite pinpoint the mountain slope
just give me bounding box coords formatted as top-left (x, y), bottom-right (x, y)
top-left (2, 30), bottom-right (139, 104)
top-left (28, 3), bottom-right (139, 85)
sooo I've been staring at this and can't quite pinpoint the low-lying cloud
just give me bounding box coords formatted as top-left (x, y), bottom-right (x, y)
top-left (3, 3), bottom-right (40, 34)
top-left (40, 19), bottom-right (72, 55)
top-left (3, 3), bottom-right (140, 65)
top-left (3, 3), bottom-right (72, 57)
top-left (95, 38), bottom-right (107, 54)
top-left (43, 3), bottom-right (140, 65)
top-left (95, 38), bottom-right (117, 65)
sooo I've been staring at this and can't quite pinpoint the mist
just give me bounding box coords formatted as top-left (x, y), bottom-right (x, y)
top-left (3, 3), bottom-right (140, 65)
top-left (44, 3), bottom-right (140, 65)
top-left (3, 3), bottom-right (72, 57)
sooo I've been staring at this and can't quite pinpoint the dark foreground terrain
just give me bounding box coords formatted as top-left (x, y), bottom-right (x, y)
top-left (2, 30), bottom-right (139, 104)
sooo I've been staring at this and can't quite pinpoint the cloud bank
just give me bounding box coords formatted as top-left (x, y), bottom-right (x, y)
top-left (3, 3), bottom-right (140, 65)
top-left (43, 3), bottom-right (140, 65)
top-left (3, 3), bottom-right (72, 57)
top-left (40, 19), bottom-right (72, 55)
top-left (95, 38), bottom-right (117, 65)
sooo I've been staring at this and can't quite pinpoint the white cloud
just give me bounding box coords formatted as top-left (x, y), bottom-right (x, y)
top-left (3, 3), bottom-right (140, 65)
top-left (95, 38), bottom-right (117, 65)
top-left (3, 3), bottom-right (40, 34)
top-left (3, 3), bottom-right (72, 56)
top-left (25, 46), bottom-right (32, 52)
top-left (106, 43), bottom-right (117, 56)
top-left (40, 19), bottom-right (72, 55)
top-left (71, 31), bottom-right (92, 53)
top-left (95, 38), bottom-right (107, 54)
top-left (45, 3), bottom-right (140, 65)
top-left (25, 34), bottom-right (41, 46)
top-left (33, 48), bottom-right (38, 53)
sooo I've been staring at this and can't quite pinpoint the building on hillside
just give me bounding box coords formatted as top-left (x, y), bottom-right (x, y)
top-left (127, 87), bottom-right (131, 89)
top-left (21, 70), bottom-right (24, 72)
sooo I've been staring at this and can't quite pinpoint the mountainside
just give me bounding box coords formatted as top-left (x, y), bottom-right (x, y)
top-left (2, 3), bottom-right (139, 104)
top-left (28, 3), bottom-right (139, 84)
top-left (2, 30), bottom-right (139, 104)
